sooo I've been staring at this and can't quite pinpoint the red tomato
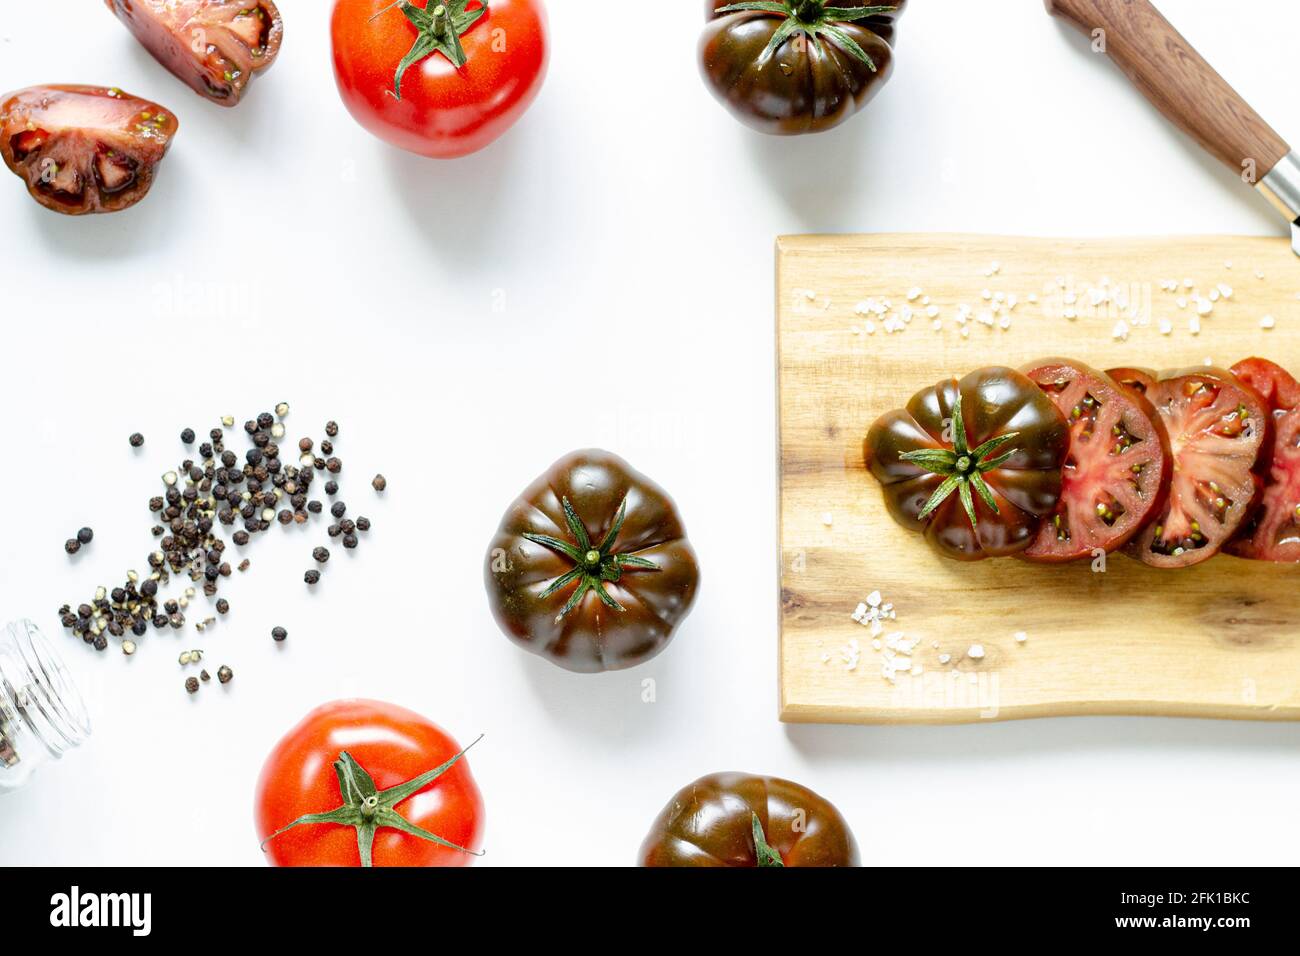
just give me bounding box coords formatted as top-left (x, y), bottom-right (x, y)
top-left (255, 700), bottom-right (484, 867)
top-left (1227, 358), bottom-right (1300, 562)
top-left (330, 0), bottom-right (549, 159)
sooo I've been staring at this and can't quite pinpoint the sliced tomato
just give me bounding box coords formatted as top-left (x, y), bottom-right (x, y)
top-left (1226, 358), bottom-right (1300, 562)
top-left (1020, 360), bottom-right (1170, 562)
top-left (1126, 368), bottom-right (1266, 568)
top-left (1106, 366), bottom-right (1157, 398)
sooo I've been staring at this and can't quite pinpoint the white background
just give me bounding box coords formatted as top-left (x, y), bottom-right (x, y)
top-left (2, 0), bottom-right (1298, 866)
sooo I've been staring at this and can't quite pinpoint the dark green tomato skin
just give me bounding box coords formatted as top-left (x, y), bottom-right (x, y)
top-left (700, 0), bottom-right (906, 135)
top-left (639, 772), bottom-right (858, 867)
top-left (484, 450), bottom-right (699, 674)
top-left (864, 367), bottom-right (1070, 561)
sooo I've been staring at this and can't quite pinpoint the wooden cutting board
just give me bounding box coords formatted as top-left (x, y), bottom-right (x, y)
top-left (777, 234), bottom-right (1300, 724)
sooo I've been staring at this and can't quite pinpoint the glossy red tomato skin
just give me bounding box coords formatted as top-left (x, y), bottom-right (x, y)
top-left (331, 0), bottom-right (548, 159)
top-left (255, 700), bottom-right (484, 867)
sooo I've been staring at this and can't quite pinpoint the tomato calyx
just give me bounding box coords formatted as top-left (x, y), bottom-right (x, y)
top-left (523, 495), bottom-right (662, 622)
top-left (260, 737), bottom-right (484, 867)
top-left (715, 1), bottom-right (897, 71)
top-left (377, 0), bottom-right (489, 99)
top-left (750, 813), bottom-right (785, 867)
top-left (898, 390), bottom-right (1021, 530)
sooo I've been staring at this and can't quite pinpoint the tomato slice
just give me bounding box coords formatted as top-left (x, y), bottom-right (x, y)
top-left (1106, 367), bottom-right (1157, 397)
top-left (1021, 360), bottom-right (1170, 562)
top-left (1226, 358), bottom-right (1300, 562)
top-left (1125, 368), bottom-right (1267, 568)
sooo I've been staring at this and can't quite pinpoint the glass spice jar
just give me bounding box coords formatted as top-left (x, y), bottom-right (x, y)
top-left (0, 619), bottom-right (91, 792)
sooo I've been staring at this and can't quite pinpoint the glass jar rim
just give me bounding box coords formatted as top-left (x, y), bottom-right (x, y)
top-left (5, 619), bottom-right (91, 755)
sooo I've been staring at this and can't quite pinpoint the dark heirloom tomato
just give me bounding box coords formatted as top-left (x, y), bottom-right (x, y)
top-left (1226, 358), bottom-right (1300, 562)
top-left (1021, 360), bottom-right (1170, 562)
top-left (484, 450), bottom-right (699, 673)
top-left (639, 773), bottom-right (857, 867)
top-left (105, 0), bottom-right (283, 106)
top-left (0, 85), bottom-right (177, 215)
top-left (863, 367), bottom-right (1069, 561)
top-left (1126, 368), bottom-right (1267, 568)
top-left (700, 0), bottom-right (906, 135)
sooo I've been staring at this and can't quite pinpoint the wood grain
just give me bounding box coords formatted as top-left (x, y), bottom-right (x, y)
top-left (777, 234), bottom-right (1300, 725)
top-left (1045, 0), bottom-right (1289, 176)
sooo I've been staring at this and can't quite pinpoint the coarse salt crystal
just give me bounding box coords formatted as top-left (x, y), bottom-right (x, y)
top-left (907, 287), bottom-right (922, 301)
top-left (938, 653), bottom-right (951, 665)
top-left (1014, 631), bottom-right (1028, 644)
top-left (967, 644), bottom-right (986, 660)
top-left (867, 590), bottom-right (882, 607)
top-left (1189, 315), bottom-right (1201, 335)
top-left (821, 512), bottom-right (833, 526)
top-left (1261, 315), bottom-right (1276, 329)
top-left (1112, 320), bottom-right (1130, 341)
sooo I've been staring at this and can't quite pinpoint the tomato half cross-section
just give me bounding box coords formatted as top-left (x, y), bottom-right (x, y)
top-left (1021, 359), bottom-right (1170, 562)
top-left (1226, 357), bottom-right (1300, 562)
top-left (331, 0), bottom-right (549, 159)
top-left (0, 85), bottom-right (178, 215)
top-left (1125, 367), bottom-right (1267, 569)
top-left (863, 367), bottom-right (1070, 561)
top-left (639, 772), bottom-right (859, 867)
top-left (484, 449), bottom-right (700, 673)
top-left (255, 700), bottom-right (485, 867)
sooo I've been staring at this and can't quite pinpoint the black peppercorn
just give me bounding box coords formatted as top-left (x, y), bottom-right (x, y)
top-left (64, 538), bottom-right (81, 555)
top-left (217, 665), bottom-right (233, 684)
top-left (372, 474), bottom-right (387, 492)
top-left (326, 458), bottom-right (342, 474)
top-left (216, 598), bottom-right (230, 614)
top-left (325, 480), bottom-right (339, 496)
top-left (272, 626), bottom-right (287, 642)
top-left (331, 501), bottom-right (346, 518)
top-left (185, 676), bottom-right (200, 694)
top-left (325, 421), bottom-right (338, 437)
top-left (308, 501), bottom-right (323, 514)
top-left (304, 570), bottom-right (320, 584)
top-left (343, 534), bottom-right (359, 549)
top-left (181, 428), bottom-right (195, 444)
top-left (129, 432), bottom-right (145, 448)
top-left (356, 516), bottom-right (371, 531)
top-left (313, 547), bottom-right (330, 563)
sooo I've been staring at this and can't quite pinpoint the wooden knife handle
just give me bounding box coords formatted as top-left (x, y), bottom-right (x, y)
top-left (1044, 0), bottom-right (1290, 178)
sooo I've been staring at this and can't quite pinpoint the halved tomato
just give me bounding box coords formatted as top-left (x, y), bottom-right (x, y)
top-left (1021, 359), bottom-right (1170, 562)
top-left (1125, 368), bottom-right (1266, 568)
top-left (1226, 358), bottom-right (1300, 562)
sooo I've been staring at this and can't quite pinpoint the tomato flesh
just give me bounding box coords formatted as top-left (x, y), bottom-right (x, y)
top-left (1126, 369), bottom-right (1266, 568)
top-left (1227, 358), bottom-right (1300, 562)
top-left (1022, 361), bottom-right (1169, 562)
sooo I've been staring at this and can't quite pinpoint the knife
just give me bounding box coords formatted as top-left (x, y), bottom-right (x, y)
top-left (1045, 0), bottom-right (1300, 256)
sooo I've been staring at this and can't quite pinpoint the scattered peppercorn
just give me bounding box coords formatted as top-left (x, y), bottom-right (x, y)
top-left (64, 538), bottom-right (81, 555)
top-left (325, 480), bottom-right (339, 496)
top-left (272, 626), bottom-right (287, 642)
top-left (216, 598), bottom-right (230, 614)
top-left (372, 474), bottom-right (387, 492)
top-left (181, 428), bottom-right (195, 444)
top-left (356, 517), bottom-right (371, 532)
top-left (200, 669), bottom-right (211, 682)
top-left (325, 421), bottom-right (338, 437)
top-left (76, 527), bottom-right (94, 544)
top-left (313, 547), bottom-right (330, 563)
top-left (217, 665), bottom-right (233, 684)
top-left (331, 501), bottom-right (346, 518)
top-left (343, 534), bottom-right (359, 549)
top-left (129, 432), bottom-right (145, 448)
top-left (185, 677), bottom-right (200, 694)
top-left (304, 570), bottom-right (320, 584)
